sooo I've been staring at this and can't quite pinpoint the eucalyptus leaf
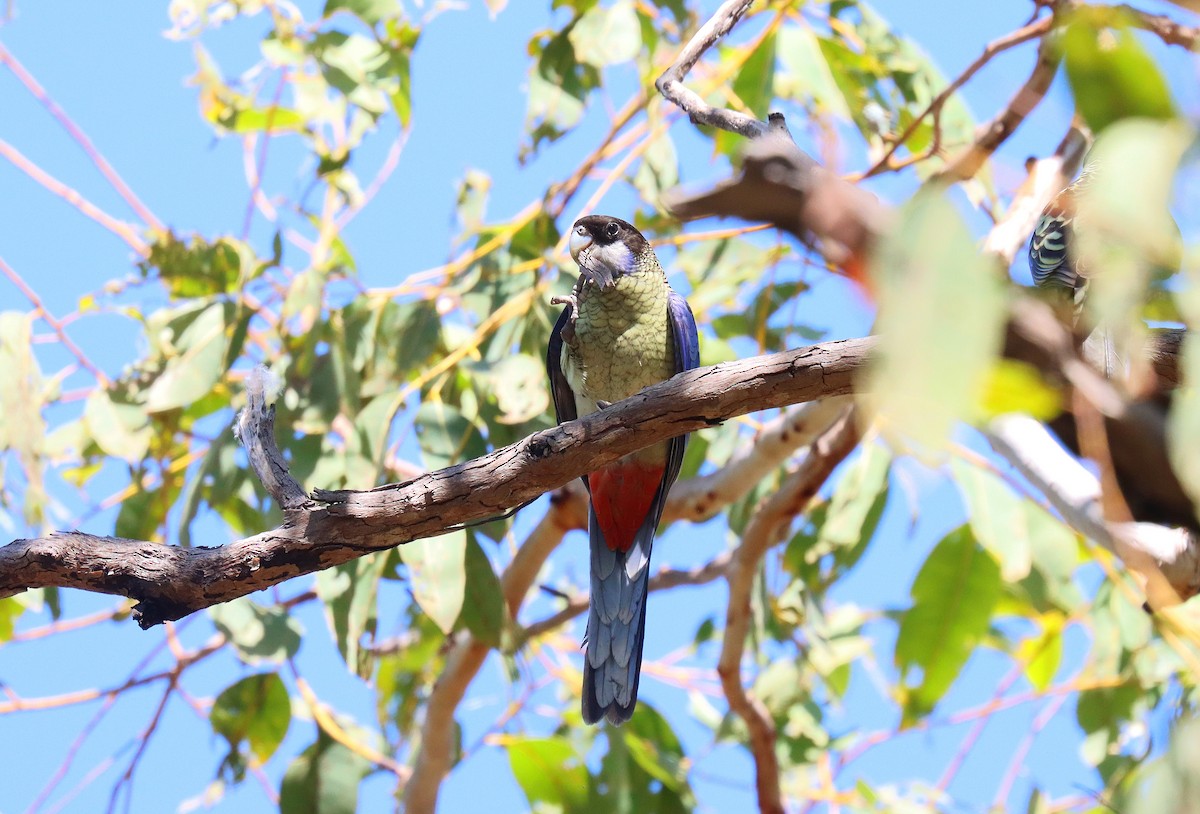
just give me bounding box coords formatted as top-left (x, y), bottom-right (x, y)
top-left (400, 529), bottom-right (467, 634)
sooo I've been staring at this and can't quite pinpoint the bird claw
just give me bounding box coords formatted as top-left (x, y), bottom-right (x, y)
top-left (596, 400), bottom-right (613, 410)
top-left (550, 294), bottom-right (576, 308)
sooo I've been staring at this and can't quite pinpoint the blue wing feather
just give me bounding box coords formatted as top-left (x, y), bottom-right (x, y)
top-left (546, 303), bottom-right (577, 426)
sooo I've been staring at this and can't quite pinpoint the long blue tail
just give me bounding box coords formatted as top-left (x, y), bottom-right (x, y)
top-left (582, 507), bottom-right (652, 726)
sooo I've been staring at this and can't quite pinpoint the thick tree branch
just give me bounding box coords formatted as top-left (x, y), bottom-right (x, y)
top-left (0, 338), bottom-right (869, 624)
top-left (3, 325), bottom-right (1188, 624)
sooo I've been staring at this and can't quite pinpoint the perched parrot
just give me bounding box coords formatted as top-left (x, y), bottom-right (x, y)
top-left (1028, 163), bottom-right (1096, 321)
top-left (546, 215), bottom-right (700, 726)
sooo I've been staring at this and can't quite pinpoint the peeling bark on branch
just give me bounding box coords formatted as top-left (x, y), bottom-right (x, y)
top-left (0, 338), bottom-right (871, 625)
top-left (0, 323), bottom-right (1187, 626)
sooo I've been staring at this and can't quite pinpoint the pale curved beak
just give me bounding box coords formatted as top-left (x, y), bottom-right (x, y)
top-left (568, 225), bottom-right (593, 263)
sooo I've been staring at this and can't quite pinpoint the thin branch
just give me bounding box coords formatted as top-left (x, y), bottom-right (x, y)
top-left (0, 43), bottom-right (164, 231)
top-left (107, 680), bottom-right (174, 814)
top-left (0, 138), bottom-right (149, 256)
top-left (992, 693), bottom-right (1070, 808)
top-left (240, 72), bottom-right (288, 240)
top-left (234, 366), bottom-right (307, 510)
top-left (654, 0), bottom-right (765, 138)
top-left (931, 33), bottom-right (1061, 185)
top-left (518, 553), bottom-right (733, 643)
top-left (718, 407), bottom-right (860, 814)
top-left (671, 396), bottom-right (852, 522)
top-left (862, 15), bottom-right (1056, 179)
top-left (1119, 3), bottom-right (1200, 47)
top-left (405, 489), bottom-right (584, 813)
top-left (0, 254), bottom-right (108, 385)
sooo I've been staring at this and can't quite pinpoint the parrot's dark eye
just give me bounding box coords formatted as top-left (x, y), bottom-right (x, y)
top-left (604, 222), bottom-right (620, 239)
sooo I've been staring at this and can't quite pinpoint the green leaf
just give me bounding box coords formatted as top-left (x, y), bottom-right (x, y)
top-left (1062, 8), bottom-right (1177, 133)
top-left (632, 125), bottom-right (678, 205)
top-left (280, 733), bottom-right (371, 814)
top-left (777, 25), bottom-right (850, 120)
top-left (145, 301), bottom-right (231, 413)
top-left (896, 525), bottom-right (1002, 723)
top-left (310, 31), bottom-right (411, 121)
top-left (0, 311), bottom-right (47, 522)
top-left (1018, 614), bottom-right (1064, 691)
top-left (211, 672), bottom-right (291, 779)
top-left (818, 441), bottom-right (890, 555)
top-left (523, 29), bottom-right (599, 159)
top-left (0, 597), bottom-right (22, 642)
top-left (950, 458), bottom-right (1033, 582)
top-left (976, 359), bottom-right (1063, 421)
top-left (139, 232), bottom-right (260, 299)
top-left (177, 427), bottom-right (239, 547)
top-left (456, 532), bottom-right (505, 648)
top-left (316, 553), bottom-right (389, 678)
top-left (621, 703), bottom-right (692, 796)
top-left (715, 30), bottom-right (776, 156)
top-left (1077, 120), bottom-right (1188, 334)
top-left (115, 486), bottom-right (174, 541)
top-left (469, 353), bottom-right (549, 425)
top-left (400, 529), bottom-right (467, 634)
top-left (504, 736), bottom-right (589, 810)
top-left (84, 388), bottom-right (153, 463)
top-left (414, 401), bottom-right (487, 469)
top-left (569, 0), bottom-right (641, 67)
top-left (870, 191), bottom-right (1007, 451)
top-left (1022, 502), bottom-right (1082, 609)
top-left (210, 599), bottom-right (304, 665)
top-left (324, 0), bottom-right (402, 25)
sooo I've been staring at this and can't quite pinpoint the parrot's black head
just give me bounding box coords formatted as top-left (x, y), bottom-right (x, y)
top-left (569, 215), bottom-right (651, 291)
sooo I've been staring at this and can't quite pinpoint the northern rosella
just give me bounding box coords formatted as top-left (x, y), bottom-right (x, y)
top-left (1028, 163), bottom-right (1095, 320)
top-left (546, 215), bottom-right (700, 725)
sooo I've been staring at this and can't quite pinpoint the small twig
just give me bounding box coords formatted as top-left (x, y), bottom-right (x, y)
top-left (1119, 3), bottom-right (1200, 48)
top-left (234, 365), bottom-right (308, 511)
top-left (0, 255), bottom-right (110, 386)
top-left (8, 604), bottom-right (126, 643)
top-left (107, 679), bottom-right (175, 814)
top-left (861, 15), bottom-right (1055, 179)
top-left (0, 138), bottom-right (149, 256)
top-left (240, 72), bottom-right (289, 240)
top-left (932, 34), bottom-right (1062, 185)
top-left (935, 664), bottom-right (1024, 792)
top-left (654, 0), bottom-right (765, 138)
top-left (518, 553), bottom-right (732, 643)
top-left (293, 674), bottom-right (411, 781)
top-left (334, 130), bottom-right (409, 230)
top-left (992, 693), bottom-right (1070, 808)
top-left (671, 396), bottom-right (853, 522)
top-left (0, 43), bottom-right (164, 231)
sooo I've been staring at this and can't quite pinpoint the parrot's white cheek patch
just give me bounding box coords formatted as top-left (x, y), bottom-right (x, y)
top-left (590, 241), bottom-right (635, 275)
